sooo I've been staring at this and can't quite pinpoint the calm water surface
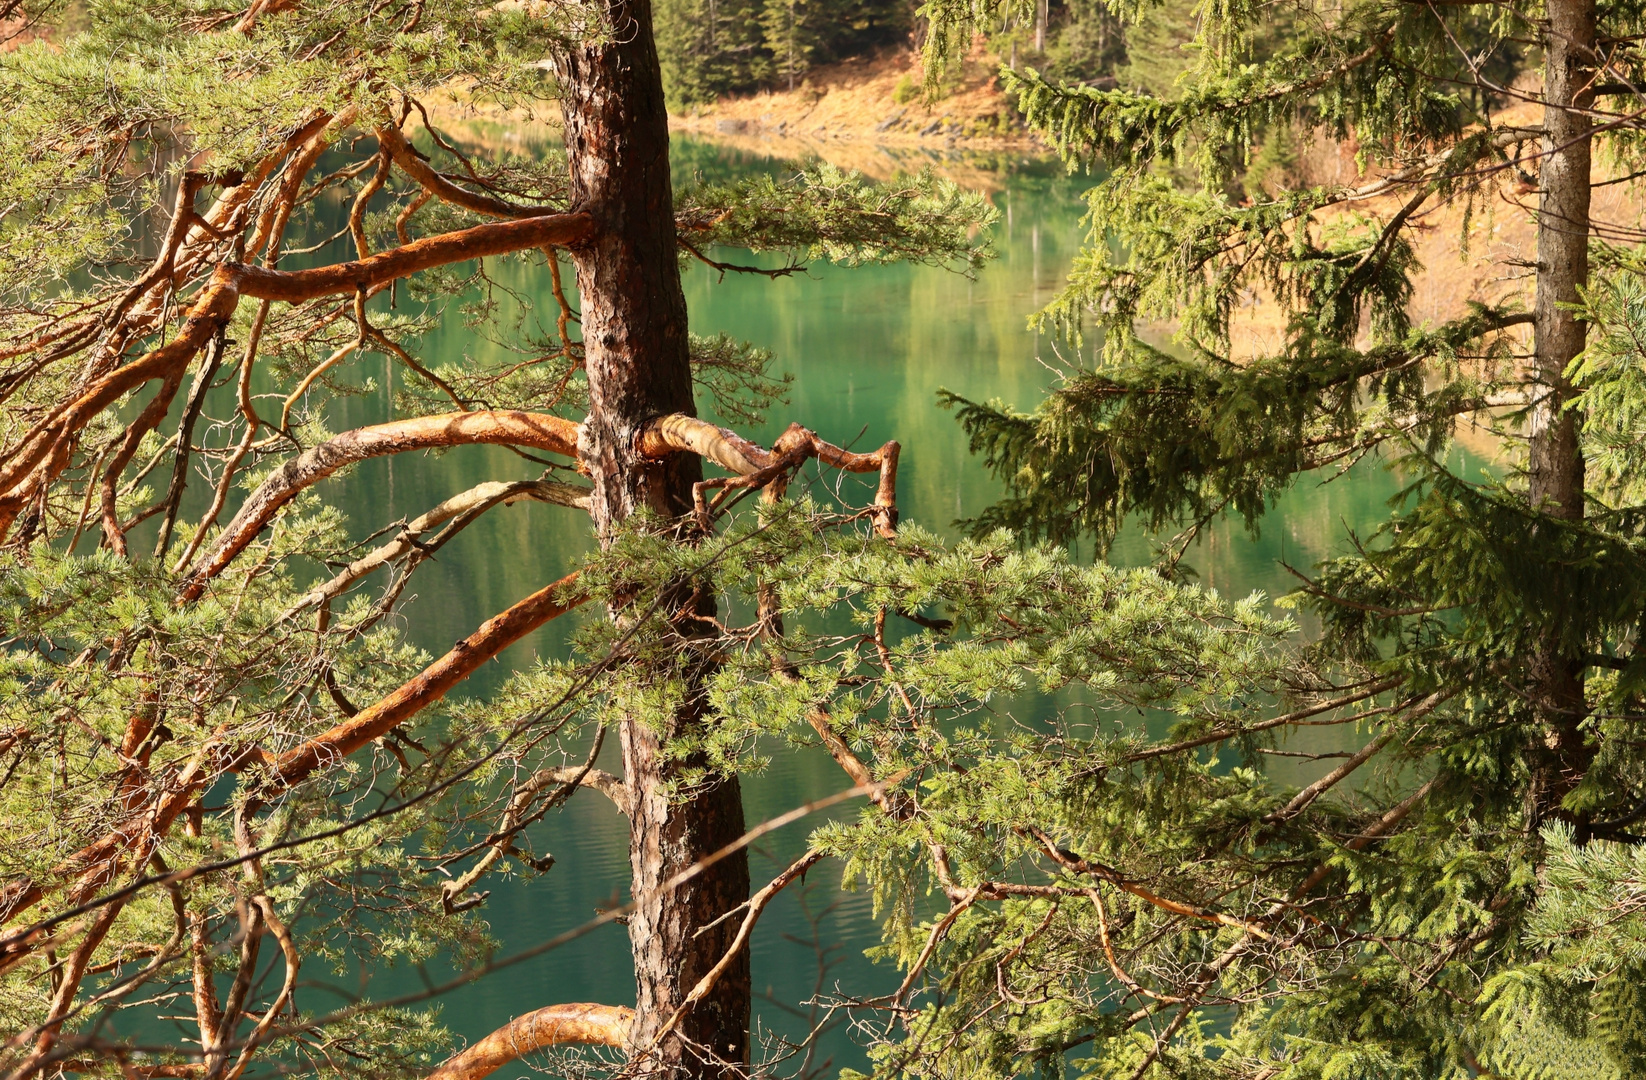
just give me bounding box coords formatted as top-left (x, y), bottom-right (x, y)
top-left (299, 136), bottom-right (1478, 1070)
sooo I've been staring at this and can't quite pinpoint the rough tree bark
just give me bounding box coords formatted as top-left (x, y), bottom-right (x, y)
top-left (1529, 0), bottom-right (1594, 822)
top-left (558, 0), bottom-right (753, 1074)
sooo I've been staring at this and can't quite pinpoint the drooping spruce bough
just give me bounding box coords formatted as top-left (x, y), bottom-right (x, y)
top-left (2, 1), bottom-right (1636, 1080)
top-left (913, 0), bottom-right (1646, 1069)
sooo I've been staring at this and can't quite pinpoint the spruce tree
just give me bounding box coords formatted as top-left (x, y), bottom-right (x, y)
top-left (655, 0), bottom-right (907, 106)
top-left (761, 0), bottom-right (814, 94)
top-left (0, 0), bottom-right (994, 1076)
top-left (654, 0), bottom-right (769, 109)
top-left (905, 0), bottom-right (1646, 1071)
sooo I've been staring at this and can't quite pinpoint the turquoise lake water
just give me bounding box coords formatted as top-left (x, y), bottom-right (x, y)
top-left (223, 134), bottom-right (1487, 1072)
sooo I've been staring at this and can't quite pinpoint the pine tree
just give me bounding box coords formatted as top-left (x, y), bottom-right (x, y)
top-left (0, 1), bottom-right (996, 1077)
top-left (655, 0), bottom-right (769, 109)
top-left (761, 0), bottom-right (815, 93)
top-left (12, 0), bottom-right (1646, 1077)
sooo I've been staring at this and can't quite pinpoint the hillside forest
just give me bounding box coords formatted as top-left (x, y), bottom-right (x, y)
top-left (656, 0), bottom-right (1135, 112)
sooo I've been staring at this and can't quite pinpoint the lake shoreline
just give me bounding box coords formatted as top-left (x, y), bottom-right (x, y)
top-left (667, 47), bottom-right (1045, 154)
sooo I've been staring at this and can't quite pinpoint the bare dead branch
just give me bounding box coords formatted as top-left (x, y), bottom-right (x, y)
top-left (650, 850), bottom-right (825, 1045)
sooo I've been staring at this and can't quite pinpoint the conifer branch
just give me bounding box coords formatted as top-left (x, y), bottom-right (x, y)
top-left (423, 1003), bottom-right (635, 1080)
top-left (180, 412), bottom-right (580, 598)
top-left (284, 478), bottom-right (591, 617)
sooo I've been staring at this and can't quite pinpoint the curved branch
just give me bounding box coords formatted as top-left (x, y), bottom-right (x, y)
top-left (229, 212), bottom-right (594, 303)
top-left (1288, 775), bottom-right (1439, 899)
top-left (1027, 829), bottom-right (1276, 941)
top-left (258, 571), bottom-right (587, 793)
top-left (637, 413), bottom-right (771, 475)
top-left (536, 766), bottom-right (630, 817)
top-left (1257, 692), bottom-right (1444, 824)
top-left (424, 1004), bottom-right (634, 1080)
top-left (182, 412), bottom-right (580, 599)
top-left (285, 478), bottom-right (591, 615)
top-left (1261, 729), bottom-right (1394, 824)
top-left (219, 895), bottom-right (298, 1080)
top-left (376, 126), bottom-right (559, 221)
top-left (637, 414), bottom-right (900, 536)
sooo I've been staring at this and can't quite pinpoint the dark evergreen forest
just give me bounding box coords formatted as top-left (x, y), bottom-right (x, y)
top-left (656, 0), bottom-right (1144, 109)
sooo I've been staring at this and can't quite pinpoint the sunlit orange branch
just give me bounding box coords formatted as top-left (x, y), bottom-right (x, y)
top-left (100, 367), bottom-right (188, 555)
top-left (241, 111), bottom-right (354, 267)
top-left (228, 211), bottom-right (595, 303)
top-left (0, 273), bottom-right (240, 539)
top-left (377, 125), bottom-right (556, 221)
top-left (181, 412), bottom-right (580, 598)
top-left (196, 112), bottom-right (335, 252)
top-left (0, 573), bottom-right (589, 946)
top-left (638, 414), bottom-right (900, 537)
top-left (424, 1004), bottom-right (634, 1080)
top-left (257, 571), bottom-right (587, 792)
top-left (0, 210), bottom-right (593, 543)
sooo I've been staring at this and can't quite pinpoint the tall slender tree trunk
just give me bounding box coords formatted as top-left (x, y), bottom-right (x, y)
top-left (1529, 0), bottom-right (1594, 823)
top-left (559, 1), bottom-right (752, 1075)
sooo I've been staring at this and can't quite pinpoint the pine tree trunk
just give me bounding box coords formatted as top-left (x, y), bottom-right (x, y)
top-left (1529, 0), bottom-right (1593, 822)
top-left (559, 2), bottom-right (753, 1074)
